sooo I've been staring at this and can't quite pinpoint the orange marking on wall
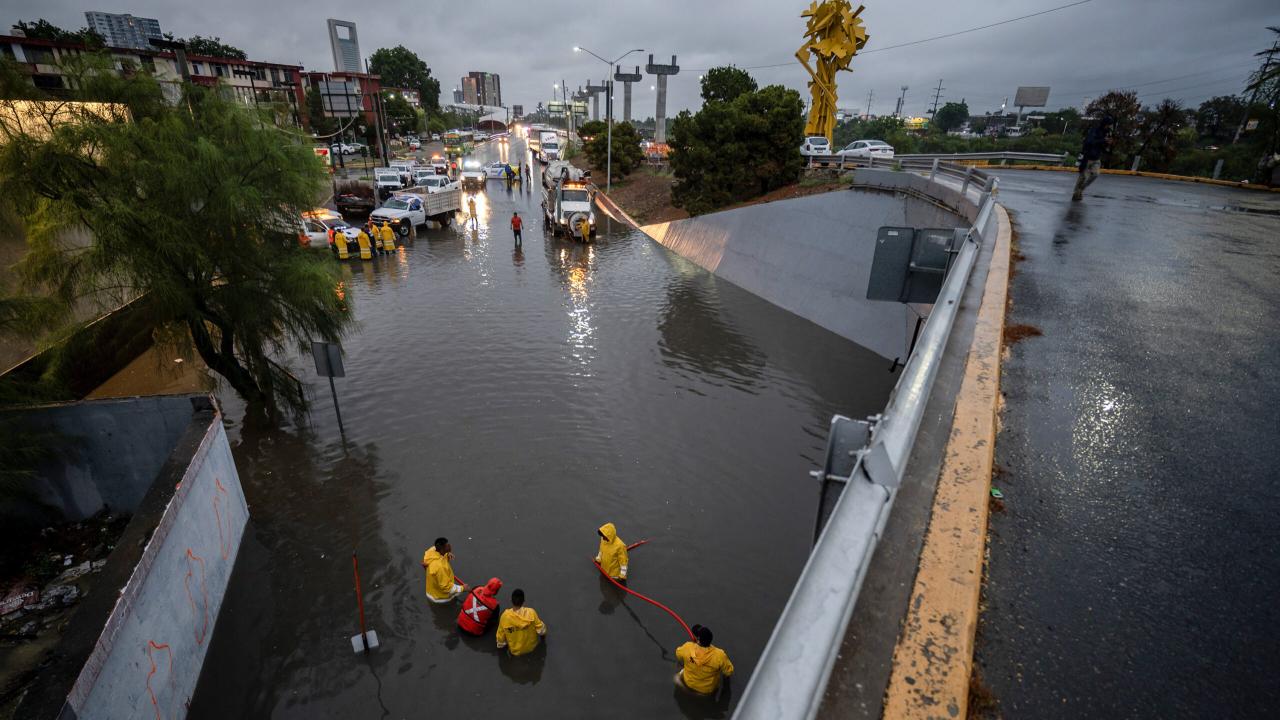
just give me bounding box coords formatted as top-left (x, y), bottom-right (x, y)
top-left (183, 549), bottom-right (209, 645)
top-left (145, 640), bottom-right (172, 720)
top-left (213, 477), bottom-right (232, 560)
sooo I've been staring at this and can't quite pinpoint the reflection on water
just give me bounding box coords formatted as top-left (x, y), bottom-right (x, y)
top-left (190, 141), bottom-right (897, 720)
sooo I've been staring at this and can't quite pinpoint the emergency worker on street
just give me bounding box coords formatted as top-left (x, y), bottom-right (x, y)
top-left (422, 537), bottom-right (467, 603)
top-left (595, 522), bottom-right (629, 582)
top-left (675, 624), bottom-right (734, 695)
top-left (457, 577), bottom-right (503, 635)
top-left (496, 589), bottom-right (547, 655)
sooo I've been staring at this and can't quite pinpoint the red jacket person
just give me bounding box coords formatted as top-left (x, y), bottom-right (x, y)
top-left (457, 577), bottom-right (503, 635)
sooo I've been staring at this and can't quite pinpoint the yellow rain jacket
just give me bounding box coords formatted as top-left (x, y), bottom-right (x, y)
top-left (595, 523), bottom-right (628, 580)
top-left (422, 547), bottom-right (456, 601)
top-left (379, 223), bottom-right (395, 250)
top-left (496, 606), bottom-right (546, 656)
top-left (676, 642), bottom-right (735, 694)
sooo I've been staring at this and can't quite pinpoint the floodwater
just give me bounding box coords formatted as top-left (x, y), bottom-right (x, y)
top-left (188, 139), bottom-right (898, 719)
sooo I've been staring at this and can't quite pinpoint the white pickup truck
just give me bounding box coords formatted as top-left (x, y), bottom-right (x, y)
top-left (370, 187), bottom-right (463, 235)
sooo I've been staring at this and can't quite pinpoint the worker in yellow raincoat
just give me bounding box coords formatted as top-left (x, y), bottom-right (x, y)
top-left (595, 523), bottom-right (629, 582)
top-left (378, 221), bottom-right (396, 253)
top-left (422, 537), bottom-right (467, 603)
top-left (496, 588), bottom-right (546, 656)
top-left (675, 624), bottom-right (734, 695)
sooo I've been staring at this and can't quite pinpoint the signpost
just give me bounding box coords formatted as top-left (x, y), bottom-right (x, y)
top-left (1013, 86), bottom-right (1050, 126)
top-left (313, 146), bottom-right (332, 166)
top-left (311, 340), bottom-right (346, 434)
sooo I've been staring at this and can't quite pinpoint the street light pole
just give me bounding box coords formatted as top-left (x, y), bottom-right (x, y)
top-left (574, 46), bottom-right (643, 193)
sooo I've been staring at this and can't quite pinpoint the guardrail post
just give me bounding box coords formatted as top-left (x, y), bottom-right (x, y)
top-left (929, 158), bottom-right (939, 181)
top-left (1213, 158), bottom-right (1224, 180)
top-left (960, 165), bottom-right (974, 194)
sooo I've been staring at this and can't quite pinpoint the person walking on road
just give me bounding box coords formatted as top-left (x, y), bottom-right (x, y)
top-left (675, 624), bottom-right (735, 695)
top-left (1073, 116), bottom-right (1113, 202)
top-left (468, 195), bottom-right (478, 228)
top-left (496, 588), bottom-right (547, 656)
top-left (423, 537), bottom-right (467, 603)
top-left (511, 212), bottom-right (523, 247)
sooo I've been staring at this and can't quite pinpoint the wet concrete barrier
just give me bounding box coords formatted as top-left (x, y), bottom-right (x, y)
top-left (11, 395), bottom-right (248, 720)
top-left (640, 170), bottom-right (972, 361)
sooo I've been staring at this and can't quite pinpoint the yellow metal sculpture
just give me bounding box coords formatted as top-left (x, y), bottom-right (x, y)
top-left (796, 1), bottom-right (869, 143)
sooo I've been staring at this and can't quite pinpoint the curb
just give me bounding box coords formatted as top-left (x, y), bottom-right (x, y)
top-left (992, 164), bottom-right (1280, 192)
top-left (882, 204), bottom-right (1012, 719)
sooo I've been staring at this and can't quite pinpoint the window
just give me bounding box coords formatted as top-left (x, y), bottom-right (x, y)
top-left (214, 64), bottom-right (227, 78)
top-left (31, 74), bottom-right (65, 91)
top-left (24, 46), bottom-right (56, 65)
top-left (270, 68), bottom-right (280, 83)
top-left (191, 62), bottom-right (203, 75)
top-left (0, 45), bottom-right (14, 61)
top-left (139, 55), bottom-right (155, 72)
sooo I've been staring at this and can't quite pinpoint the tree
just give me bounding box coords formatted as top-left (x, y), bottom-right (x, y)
top-left (1136, 99), bottom-right (1187, 171)
top-left (932, 101), bottom-right (969, 133)
top-left (182, 35), bottom-right (247, 59)
top-left (0, 56), bottom-right (351, 410)
top-left (577, 119), bottom-right (606, 141)
top-left (369, 46), bottom-right (440, 112)
top-left (15, 19), bottom-right (104, 48)
top-left (584, 122), bottom-right (644, 182)
top-left (305, 86), bottom-right (336, 135)
top-left (382, 93), bottom-right (417, 134)
top-left (700, 66), bottom-right (757, 104)
top-left (1195, 96), bottom-right (1244, 144)
top-left (669, 80), bottom-right (805, 214)
top-left (1086, 90), bottom-right (1142, 167)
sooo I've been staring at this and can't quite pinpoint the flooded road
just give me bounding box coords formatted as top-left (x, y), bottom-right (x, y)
top-left (189, 138), bottom-right (898, 718)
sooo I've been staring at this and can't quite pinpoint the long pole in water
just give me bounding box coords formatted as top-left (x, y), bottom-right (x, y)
top-left (353, 551), bottom-right (369, 652)
top-left (328, 376), bottom-right (345, 435)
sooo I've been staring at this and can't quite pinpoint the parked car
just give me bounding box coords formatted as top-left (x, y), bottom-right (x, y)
top-left (417, 174), bottom-right (459, 193)
top-left (484, 161), bottom-right (510, 179)
top-left (330, 142), bottom-right (356, 155)
top-left (474, 132), bottom-right (490, 142)
top-left (431, 132), bottom-right (441, 141)
top-left (837, 139), bottom-right (895, 159)
top-left (799, 136), bottom-right (831, 156)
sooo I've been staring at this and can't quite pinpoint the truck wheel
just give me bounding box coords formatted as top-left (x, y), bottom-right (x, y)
top-left (398, 220), bottom-right (411, 237)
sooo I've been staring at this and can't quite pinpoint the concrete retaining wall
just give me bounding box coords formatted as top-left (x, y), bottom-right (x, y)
top-left (640, 170), bottom-right (972, 360)
top-left (13, 396), bottom-right (248, 720)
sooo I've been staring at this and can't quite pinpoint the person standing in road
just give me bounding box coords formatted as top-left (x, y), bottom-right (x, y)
top-left (496, 589), bottom-right (547, 656)
top-left (423, 537), bottom-right (467, 603)
top-left (457, 577), bottom-right (503, 636)
top-left (468, 195), bottom-right (478, 228)
top-left (674, 624), bottom-right (735, 695)
top-left (511, 212), bottom-right (523, 247)
top-left (595, 522), bottom-right (629, 583)
top-left (1073, 116), bottom-right (1114, 202)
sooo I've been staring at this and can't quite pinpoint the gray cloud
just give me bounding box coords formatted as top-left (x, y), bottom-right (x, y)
top-left (4, 0), bottom-right (1276, 117)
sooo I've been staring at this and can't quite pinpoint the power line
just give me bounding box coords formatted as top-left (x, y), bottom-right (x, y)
top-left (683, 0), bottom-right (1095, 72)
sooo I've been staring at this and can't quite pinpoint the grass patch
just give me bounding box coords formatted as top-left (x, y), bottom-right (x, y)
top-left (968, 666), bottom-right (1000, 719)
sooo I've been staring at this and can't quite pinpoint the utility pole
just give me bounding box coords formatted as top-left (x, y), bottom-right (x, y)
top-left (865, 88), bottom-right (874, 118)
top-left (1232, 40), bottom-right (1278, 144)
top-left (895, 86), bottom-right (908, 118)
top-left (928, 78), bottom-right (945, 115)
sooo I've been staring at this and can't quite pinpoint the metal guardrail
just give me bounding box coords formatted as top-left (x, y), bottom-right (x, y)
top-left (733, 166), bottom-right (1000, 720)
top-left (808, 149), bottom-right (1070, 170)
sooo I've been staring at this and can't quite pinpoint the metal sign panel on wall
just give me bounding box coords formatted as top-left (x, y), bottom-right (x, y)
top-left (867, 227), bottom-right (963, 304)
top-left (1014, 86), bottom-right (1051, 107)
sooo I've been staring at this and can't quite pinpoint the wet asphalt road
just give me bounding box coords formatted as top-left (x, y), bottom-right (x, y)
top-left (187, 139), bottom-right (898, 718)
top-left (976, 170), bottom-right (1280, 717)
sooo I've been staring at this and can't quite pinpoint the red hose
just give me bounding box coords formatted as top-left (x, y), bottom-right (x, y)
top-left (594, 539), bottom-right (694, 640)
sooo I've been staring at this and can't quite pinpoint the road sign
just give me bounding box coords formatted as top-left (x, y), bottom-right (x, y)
top-left (313, 146), bottom-right (332, 166)
top-left (311, 341), bottom-right (345, 377)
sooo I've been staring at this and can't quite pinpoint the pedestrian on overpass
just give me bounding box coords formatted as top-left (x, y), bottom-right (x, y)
top-left (675, 624), bottom-right (735, 695)
top-left (511, 212), bottom-right (523, 247)
top-left (1072, 116), bottom-right (1113, 202)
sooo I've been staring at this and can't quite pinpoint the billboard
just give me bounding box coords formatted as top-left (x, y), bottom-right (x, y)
top-left (1014, 86), bottom-right (1050, 108)
top-left (548, 100), bottom-right (566, 115)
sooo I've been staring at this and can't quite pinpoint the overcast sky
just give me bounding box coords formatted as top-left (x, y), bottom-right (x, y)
top-left (5, 0), bottom-right (1277, 117)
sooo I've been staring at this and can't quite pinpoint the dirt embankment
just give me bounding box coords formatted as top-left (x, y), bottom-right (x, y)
top-left (573, 155), bottom-right (849, 226)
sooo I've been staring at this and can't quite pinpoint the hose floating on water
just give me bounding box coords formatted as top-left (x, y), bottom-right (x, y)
top-left (594, 539), bottom-right (695, 641)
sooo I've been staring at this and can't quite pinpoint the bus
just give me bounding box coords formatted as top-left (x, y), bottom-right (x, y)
top-left (443, 131), bottom-right (471, 158)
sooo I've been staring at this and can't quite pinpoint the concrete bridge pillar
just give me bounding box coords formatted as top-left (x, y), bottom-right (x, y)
top-left (614, 65), bottom-right (642, 124)
top-left (646, 54), bottom-right (679, 144)
top-left (585, 81), bottom-right (608, 122)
